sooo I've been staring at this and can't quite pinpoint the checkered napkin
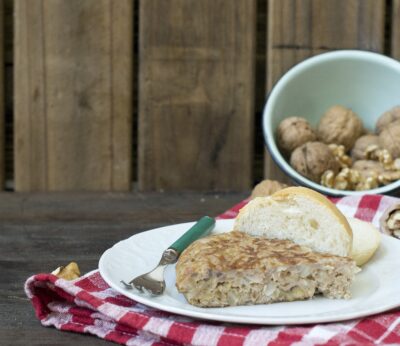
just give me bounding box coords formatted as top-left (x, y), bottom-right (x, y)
top-left (25, 195), bottom-right (400, 346)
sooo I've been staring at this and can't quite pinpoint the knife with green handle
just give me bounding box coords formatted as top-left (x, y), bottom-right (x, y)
top-left (121, 216), bottom-right (215, 295)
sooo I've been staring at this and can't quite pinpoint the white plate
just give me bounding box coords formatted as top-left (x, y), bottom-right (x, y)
top-left (99, 219), bottom-right (400, 325)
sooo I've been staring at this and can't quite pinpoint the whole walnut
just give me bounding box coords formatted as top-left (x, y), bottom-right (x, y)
top-left (251, 179), bottom-right (289, 199)
top-left (290, 141), bottom-right (340, 182)
top-left (376, 106), bottom-right (400, 134)
top-left (352, 160), bottom-right (384, 179)
top-left (379, 120), bottom-right (400, 159)
top-left (351, 134), bottom-right (380, 161)
top-left (317, 105), bottom-right (364, 150)
top-left (276, 117), bottom-right (316, 155)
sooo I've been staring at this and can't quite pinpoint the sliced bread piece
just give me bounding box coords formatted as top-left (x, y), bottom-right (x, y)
top-left (234, 187), bottom-right (352, 257)
top-left (348, 217), bottom-right (381, 266)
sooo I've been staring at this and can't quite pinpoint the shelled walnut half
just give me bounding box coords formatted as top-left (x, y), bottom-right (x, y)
top-left (380, 204), bottom-right (400, 238)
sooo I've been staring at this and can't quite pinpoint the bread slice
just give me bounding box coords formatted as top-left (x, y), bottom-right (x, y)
top-left (176, 231), bottom-right (359, 307)
top-left (348, 217), bottom-right (381, 266)
top-left (234, 187), bottom-right (352, 257)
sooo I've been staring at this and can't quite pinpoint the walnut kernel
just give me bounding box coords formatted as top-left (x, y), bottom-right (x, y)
top-left (351, 135), bottom-right (379, 161)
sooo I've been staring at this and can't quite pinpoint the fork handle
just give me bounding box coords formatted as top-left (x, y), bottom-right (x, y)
top-left (169, 216), bottom-right (215, 254)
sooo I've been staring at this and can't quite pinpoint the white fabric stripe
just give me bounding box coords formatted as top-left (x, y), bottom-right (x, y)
top-left (74, 297), bottom-right (98, 310)
top-left (91, 311), bottom-right (114, 321)
top-left (191, 325), bottom-right (225, 346)
top-left (84, 318), bottom-right (111, 339)
top-left (56, 278), bottom-right (83, 296)
top-left (92, 287), bottom-right (122, 299)
top-left (375, 316), bottom-right (400, 344)
top-left (126, 330), bottom-right (159, 346)
top-left (243, 327), bottom-right (284, 346)
top-left (47, 301), bottom-right (73, 313)
top-left (97, 302), bottom-right (128, 321)
top-left (143, 317), bottom-right (174, 337)
top-left (335, 196), bottom-right (362, 218)
top-left (292, 320), bottom-right (358, 346)
top-left (41, 312), bottom-right (72, 328)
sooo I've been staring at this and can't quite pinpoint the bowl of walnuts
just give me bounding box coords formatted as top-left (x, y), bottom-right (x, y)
top-left (263, 50), bottom-right (400, 196)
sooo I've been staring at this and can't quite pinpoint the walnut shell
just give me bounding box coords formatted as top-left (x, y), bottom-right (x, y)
top-left (352, 160), bottom-right (384, 179)
top-left (317, 105), bottom-right (364, 150)
top-left (379, 203), bottom-right (400, 237)
top-left (351, 134), bottom-right (380, 161)
top-left (376, 106), bottom-right (400, 134)
top-left (290, 141), bottom-right (340, 183)
top-left (379, 120), bottom-right (400, 159)
top-left (276, 117), bottom-right (316, 155)
top-left (251, 180), bottom-right (289, 199)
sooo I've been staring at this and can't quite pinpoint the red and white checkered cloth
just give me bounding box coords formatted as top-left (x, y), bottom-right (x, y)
top-left (25, 194), bottom-right (400, 346)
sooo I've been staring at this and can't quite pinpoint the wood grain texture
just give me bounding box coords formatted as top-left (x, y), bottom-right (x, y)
top-left (265, 0), bottom-right (386, 182)
top-left (138, 0), bottom-right (256, 191)
top-left (392, 0), bottom-right (400, 60)
top-left (14, 0), bottom-right (133, 191)
top-left (0, 0), bottom-right (4, 188)
top-left (0, 192), bottom-right (246, 345)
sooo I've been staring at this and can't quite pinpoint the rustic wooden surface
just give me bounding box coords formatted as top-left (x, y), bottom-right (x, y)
top-left (138, 0), bottom-right (256, 191)
top-left (14, 0), bottom-right (133, 192)
top-left (392, 0), bottom-right (400, 60)
top-left (0, 0), bottom-right (4, 188)
top-left (0, 191), bottom-right (247, 345)
top-left (264, 0), bottom-right (386, 183)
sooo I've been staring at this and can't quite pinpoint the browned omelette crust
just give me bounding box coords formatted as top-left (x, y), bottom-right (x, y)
top-left (176, 231), bottom-right (354, 291)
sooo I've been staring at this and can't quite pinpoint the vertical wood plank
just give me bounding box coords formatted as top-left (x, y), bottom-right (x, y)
top-left (265, 0), bottom-right (386, 182)
top-left (392, 0), bottom-right (400, 60)
top-left (0, 0), bottom-right (4, 188)
top-left (14, 0), bottom-right (133, 191)
top-left (139, 0), bottom-right (256, 191)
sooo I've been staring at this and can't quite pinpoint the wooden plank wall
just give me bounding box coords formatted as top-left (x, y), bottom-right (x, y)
top-left (393, 0), bottom-right (400, 60)
top-left (1, 0), bottom-right (399, 191)
top-left (14, 0), bottom-right (133, 191)
top-left (265, 0), bottom-right (386, 182)
top-left (138, 0), bottom-right (256, 191)
top-left (0, 0), bottom-right (4, 188)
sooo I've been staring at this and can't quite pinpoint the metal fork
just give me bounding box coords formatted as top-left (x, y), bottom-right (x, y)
top-left (121, 216), bottom-right (215, 295)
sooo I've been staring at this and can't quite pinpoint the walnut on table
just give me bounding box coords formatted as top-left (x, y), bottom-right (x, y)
top-left (251, 179), bottom-right (289, 199)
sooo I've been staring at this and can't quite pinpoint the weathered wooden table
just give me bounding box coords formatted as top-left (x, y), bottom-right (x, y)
top-left (0, 192), bottom-right (247, 345)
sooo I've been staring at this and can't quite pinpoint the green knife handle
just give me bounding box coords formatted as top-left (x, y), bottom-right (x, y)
top-left (169, 216), bottom-right (215, 254)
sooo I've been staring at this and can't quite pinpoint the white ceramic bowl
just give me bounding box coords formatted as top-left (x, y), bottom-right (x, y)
top-left (263, 50), bottom-right (400, 196)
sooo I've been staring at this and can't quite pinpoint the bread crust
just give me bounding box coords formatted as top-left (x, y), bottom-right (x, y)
top-left (348, 217), bottom-right (381, 266)
top-left (271, 187), bottom-right (353, 254)
top-left (235, 186), bottom-right (353, 256)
